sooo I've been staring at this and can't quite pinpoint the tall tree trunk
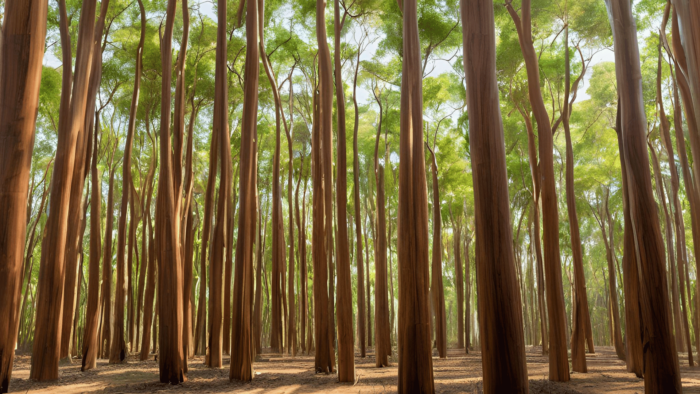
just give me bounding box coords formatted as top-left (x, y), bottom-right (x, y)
top-left (462, 0), bottom-right (529, 390)
top-left (606, 0), bottom-right (681, 390)
top-left (397, 0), bottom-right (434, 391)
top-left (594, 189), bottom-right (626, 360)
top-left (207, 0), bottom-right (229, 368)
top-left (62, 0), bottom-right (109, 362)
top-left (101, 162), bottom-right (116, 359)
top-left (0, 0), bottom-right (48, 389)
top-left (452, 212), bottom-right (464, 350)
top-left (658, 40), bottom-right (693, 364)
top-left (253, 193), bottom-right (264, 355)
top-left (563, 26), bottom-right (593, 373)
top-left (426, 145), bottom-right (446, 359)
top-left (352, 26), bottom-right (367, 361)
top-left (299, 168), bottom-right (310, 354)
top-left (671, 64), bottom-right (700, 360)
top-left (229, 0), bottom-right (256, 381)
top-left (112, 0), bottom-right (142, 361)
top-left (313, 0), bottom-right (336, 374)
top-left (506, 0), bottom-right (568, 380)
top-left (671, 11), bottom-right (700, 353)
top-left (374, 103), bottom-right (392, 366)
top-left (156, 0), bottom-right (186, 384)
top-left (31, 0), bottom-right (96, 380)
top-left (333, 0), bottom-right (353, 379)
top-left (81, 115), bottom-right (102, 372)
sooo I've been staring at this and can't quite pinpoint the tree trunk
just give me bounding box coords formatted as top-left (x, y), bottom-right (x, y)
top-left (506, 0), bottom-right (568, 380)
top-left (156, 0), bottom-right (186, 383)
top-left (229, 0), bottom-right (256, 380)
top-left (81, 114), bottom-right (102, 372)
top-left (453, 214), bottom-right (464, 350)
top-left (462, 0), bottom-right (529, 390)
top-left (563, 26), bottom-right (593, 373)
top-left (606, 0), bottom-right (682, 390)
top-left (312, 0), bottom-right (336, 374)
top-left (31, 0), bottom-right (96, 381)
top-left (397, 0), bottom-right (434, 391)
top-left (62, 0), bottom-right (109, 361)
top-left (427, 145), bottom-right (446, 359)
top-left (671, 63), bottom-right (700, 362)
top-left (373, 103), bottom-right (392, 366)
top-left (352, 26), bottom-right (367, 361)
top-left (0, 0), bottom-right (48, 389)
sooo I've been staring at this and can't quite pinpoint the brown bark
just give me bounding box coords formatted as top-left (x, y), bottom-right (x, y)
top-left (259, 8), bottom-right (287, 353)
top-left (452, 212), bottom-right (464, 350)
top-left (562, 27), bottom-right (593, 373)
top-left (671, 11), bottom-right (700, 352)
top-left (591, 189), bottom-right (625, 360)
top-left (426, 144), bottom-right (446, 359)
top-left (112, 0), bottom-right (142, 361)
top-left (373, 99), bottom-right (392, 367)
top-left (81, 113), bottom-right (102, 372)
top-left (352, 24), bottom-right (367, 361)
top-left (195, 99), bottom-right (218, 360)
top-left (506, 0), bottom-right (568, 380)
top-left (657, 40), bottom-right (692, 361)
top-left (397, 0), bottom-right (434, 391)
top-left (0, 0), bottom-right (48, 390)
top-left (332, 0), bottom-right (354, 379)
top-left (462, 0), bottom-right (529, 390)
top-left (207, 0), bottom-right (230, 367)
top-left (156, 0), bottom-right (186, 384)
top-left (312, 0), bottom-right (336, 374)
top-left (229, 0), bottom-right (256, 381)
top-left (671, 63), bottom-right (700, 362)
top-left (31, 0), bottom-right (96, 381)
top-left (299, 165), bottom-right (310, 354)
top-left (101, 158), bottom-right (116, 359)
top-left (606, 0), bottom-right (681, 390)
top-left (613, 110), bottom-right (644, 376)
top-left (139, 124), bottom-right (157, 361)
top-left (62, 0), bottom-right (109, 361)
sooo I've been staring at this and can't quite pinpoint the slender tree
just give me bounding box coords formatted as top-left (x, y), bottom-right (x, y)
top-left (31, 0), bottom-right (97, 381)
top-left (462, 0), bottom-right (530, 391)
top-left (156, 0), bottom-right (186, 384)
top-left (0, 0), bottom-right (48, 390)
top-left (230, 0), bottom-right (257, 381)
top-left (396, 0), bottom-right (434, 391)
top-left (605, 0), bottom-right (681, 390)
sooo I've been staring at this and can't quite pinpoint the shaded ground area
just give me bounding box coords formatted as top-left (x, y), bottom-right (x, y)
top-left (8, 346), bottom-right (700, 393)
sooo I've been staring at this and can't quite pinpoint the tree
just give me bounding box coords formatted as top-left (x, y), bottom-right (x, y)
top-left (505, 0), bottom-right (569, 381)
top-left (229, 0), bottom-right (257, 381)
top-left (0, 0), bottom-right (48, 390)
top-left (31, 0), bottom-right (97, 381)
top-left (461, 0), bottom-right (529, 391)
top-left (605, 0), bottom-right (681, 390)
top-left (156, 0), bottom-right (186, 384)
top-left (397, 0), bottom-right (434, 391)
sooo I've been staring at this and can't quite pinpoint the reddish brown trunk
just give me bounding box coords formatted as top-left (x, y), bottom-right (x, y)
top-left (0, 0), bottom-right (48, 390)
top-left (462, 0), bottom-right (529, 390)
top-left (31, 0), bottom-right (96, 380)
top-left (312, 0), bottom-right (336, 374)
top-left (563, 26), bottom-right (593, 372)
top-left (229, 0), bottom-right (256, 380)
top-left (397, 0), bottom-right (434, 391)
top-left (81, 115), bottom-right (102, 372)
top-left (427, 146), bottom-right (446, 360)
top-left (506, 0), bottom-right (568, 379)
top-left (156, 0), bottom-right (186, 384)
top-left (452, 212), bottom-right (464, 350)
top-left (606, 0), bottom-right (681, 389)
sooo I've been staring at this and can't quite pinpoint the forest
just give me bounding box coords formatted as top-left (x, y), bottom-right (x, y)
top-left (0, 0), bottom-right (699, 392)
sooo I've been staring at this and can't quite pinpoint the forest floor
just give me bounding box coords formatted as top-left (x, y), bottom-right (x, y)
top-left (8, 345), bottom-right (700, 393)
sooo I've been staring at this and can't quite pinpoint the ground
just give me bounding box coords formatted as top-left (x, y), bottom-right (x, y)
top-left (8, 346), bottom-right (700, 393)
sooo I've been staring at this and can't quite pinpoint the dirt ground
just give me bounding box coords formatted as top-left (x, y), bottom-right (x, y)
top-left (7, 346), bottom-right (700, 393)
